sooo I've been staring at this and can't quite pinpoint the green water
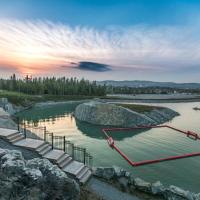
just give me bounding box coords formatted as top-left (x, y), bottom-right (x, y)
top-left (17, 102), bottom-right (200, 192)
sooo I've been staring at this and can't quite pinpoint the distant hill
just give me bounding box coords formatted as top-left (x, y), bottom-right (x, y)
top-left (98, 80), bottom-right (200, 89)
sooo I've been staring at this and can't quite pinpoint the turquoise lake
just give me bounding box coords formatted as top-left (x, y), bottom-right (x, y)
top-left (17, 101), bottom-right (200, 192)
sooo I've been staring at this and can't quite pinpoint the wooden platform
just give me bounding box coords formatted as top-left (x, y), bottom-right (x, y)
top-left (14, 138), bottom-right (45, 149)
top-left (0, 128), bottom-right (18, 138)
top-left (43, 149), bottom-right (65, 161)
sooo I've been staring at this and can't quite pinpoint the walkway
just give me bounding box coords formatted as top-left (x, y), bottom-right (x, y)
top-left (88, 178), bottom-right (140, 200)
top-left (0, 127), bottom-right (92, 184)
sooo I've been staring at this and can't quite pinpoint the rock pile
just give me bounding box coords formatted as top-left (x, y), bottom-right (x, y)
top-left (75, 101), bottom-right (179, 127)
top-left (0, 148), bottom-right (80, 200)
top-left (93, 166), bottom-right (200, 200)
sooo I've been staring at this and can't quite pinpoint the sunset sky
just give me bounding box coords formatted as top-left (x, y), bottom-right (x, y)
top-left (0, 0), bottom-right (200, 82)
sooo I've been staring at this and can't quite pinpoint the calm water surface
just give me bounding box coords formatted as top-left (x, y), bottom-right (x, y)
top-left (17, 102), bottom-right (200, 192)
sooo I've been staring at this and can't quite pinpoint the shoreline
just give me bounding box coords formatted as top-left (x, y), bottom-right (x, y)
top-left (101, 97), bottom-right (200, 103)
top-left (0, 99), bottom-right (199, 199)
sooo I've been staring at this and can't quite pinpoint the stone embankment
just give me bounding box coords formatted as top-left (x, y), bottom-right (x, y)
top-left (93, 166), bottom-right (200, 200)
top-left (0, 148), bottom-right (79, 200)
top-left (75, 101), bottom-right (179, 127)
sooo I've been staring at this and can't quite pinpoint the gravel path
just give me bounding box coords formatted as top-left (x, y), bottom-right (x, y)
top-left (87, 178), bottom-right (140, 200)
top-left (0, 138), bottom-right (40, 160)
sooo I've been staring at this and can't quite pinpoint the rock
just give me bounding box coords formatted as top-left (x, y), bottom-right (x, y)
top-left (118, 177), bottom-right (129, 191)
top-left (92, 166), bottom-right (199, 200)
top-left (113, 165), bottom-right (126, 177)
top-left (1, 150), bottom-right (26, 176)
top-left (0, 116), bottom-right (17, 129)
top-left (4, 103), bottom-right (15, 115)
top-left (0, 107), bottom-right (9, 116)
top-left (75, 101), bottom-right (179, 127)
top-left (125, 171), bottom-right (131, 178)
top-left (165, 185), bottom-right (194, 200)
top-left (194, 193), bottom-right (200, 200)
top-left (0, 148), bottom-right (80, 200)
top-left (0, 98), bottom-right (8, 106)
top-left (93, 167), bottom-right (115, 180)
top-left (145, 108), bottom-right (179, 124)
top-left (134, 178), bottom-right (151, 193)
top-left (24, 168), bottom-right (43, 180)
top-left (0, 107), bottom-right (17, 129)
top-left (151, 181), bottom-right (165, 195)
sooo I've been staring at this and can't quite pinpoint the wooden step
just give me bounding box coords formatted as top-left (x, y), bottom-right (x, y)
top-left (36, 143), bottom-right (49, 153)
top-left (0, 128), bottom-right (19, 139)
top-left (80, 170), bottom-right (92, 184)
top-left (57, 154), bottom-right (70, 164)
top-left (59, 156), bottom-right (73, 169)
top-left (76, 166), bottom-right (89, 179)
top-left (43, 149), bottom-right (65, 163)
top-left (39, 146), bottom-right (52, 156)
top-left (10, 134), bottom-right (25, 144)
top-left (63, 161), bottom-right (85, 176)
top-left (7, 132), bottom-right (20, 141)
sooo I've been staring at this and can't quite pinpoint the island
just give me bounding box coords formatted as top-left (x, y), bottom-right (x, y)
top-left (75, 101), bottom-right (179, 127)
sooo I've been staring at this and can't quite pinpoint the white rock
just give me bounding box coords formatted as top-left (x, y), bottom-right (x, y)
top-left (24, 168), bottom-right (43, 180)
top-left (169, 185), bottom-right (194, 200)
top-left (193, 193), bottom-right (200, 200)
top-left (134, 178), bottom-right (151, 192)
top-left (151, 181), bottom-right (165, 194)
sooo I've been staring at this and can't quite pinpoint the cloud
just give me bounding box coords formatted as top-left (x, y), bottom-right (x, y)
top-left (0, 19), bottom-right (200, 76)
top-left (76, 61), bottom-right (111, 72)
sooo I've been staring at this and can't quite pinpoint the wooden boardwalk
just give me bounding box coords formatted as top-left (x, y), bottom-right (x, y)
top-left (0, 127), bottom-right (92, 184)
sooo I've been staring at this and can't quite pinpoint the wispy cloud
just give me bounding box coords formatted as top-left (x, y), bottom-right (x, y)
top-left (0, 19), bottom-right (199, 76)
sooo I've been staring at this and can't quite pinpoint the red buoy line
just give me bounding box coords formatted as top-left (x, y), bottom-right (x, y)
top-left (102, 125), bottom-right (200, 167)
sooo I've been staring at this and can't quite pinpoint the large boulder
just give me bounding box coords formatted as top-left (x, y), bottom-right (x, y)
top-left (0, 149), bottom-right (80, 200)
top-left (75, 101), bottom-right (178, 127)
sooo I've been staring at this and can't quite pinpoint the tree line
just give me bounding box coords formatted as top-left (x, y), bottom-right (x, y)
top-left (0, 74), bottom-right (106, 96)
top-left (106, 85), bottom-right (200, 94)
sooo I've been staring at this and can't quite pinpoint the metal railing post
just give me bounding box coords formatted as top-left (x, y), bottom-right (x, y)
top-left (90, 156), bottom-right (93, 168)
top-left (83, 148), bottom-right (86, 165)
top-left (24, 122), bottom-right (27, 138)
top-left (51, 133), bottom-right (54, 149)
top-left (63, 136), bottom-right (66, 152)
top-left (72, 143), bottom-right (74, 159)
top-left (17, 117), bottom-right (20, 131)
top-left (44, 126), bottom-right (46, 141)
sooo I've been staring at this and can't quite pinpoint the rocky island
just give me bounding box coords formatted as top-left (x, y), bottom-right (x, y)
top-left (75, 101), bottom-right (179, 127)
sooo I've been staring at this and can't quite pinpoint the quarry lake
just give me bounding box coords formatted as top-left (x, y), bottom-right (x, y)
top-left (17, 101), bottom-right (200, 192)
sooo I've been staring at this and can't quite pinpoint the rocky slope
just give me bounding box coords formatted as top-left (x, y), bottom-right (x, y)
top-left (93, 166), bottom-right (200, 200)
top-left (0, 148), bottom-right (79, 200)
top-left (75, 101), bottom-right (179, 127)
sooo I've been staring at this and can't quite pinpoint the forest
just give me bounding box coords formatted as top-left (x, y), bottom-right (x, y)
top-left (0, 74), bottom-right (106, 96)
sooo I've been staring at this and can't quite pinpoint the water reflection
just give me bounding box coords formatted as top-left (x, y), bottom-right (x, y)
top-left (75, 119), bottom-right (149, 140)
top-left (17, 103), bottom-right (149, 141)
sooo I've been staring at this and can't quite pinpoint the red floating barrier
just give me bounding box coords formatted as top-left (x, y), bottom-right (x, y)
top-left (102, 125), bottom-right (200, 167)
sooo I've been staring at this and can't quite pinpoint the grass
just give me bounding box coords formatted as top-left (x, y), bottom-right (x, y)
top-left (0, 90), bottom-right (104, 107)
top-left (116, 103), bottom-right (162, 113)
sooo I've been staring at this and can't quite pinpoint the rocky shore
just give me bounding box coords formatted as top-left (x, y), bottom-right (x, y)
top-left (0, 148), bottom-right (79, 200)
top-left (93, 166), bottom-right (200, 200)
top-left (75, 101), bottom-right (179, 127)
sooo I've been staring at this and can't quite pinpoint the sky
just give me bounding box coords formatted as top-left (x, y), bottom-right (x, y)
top-left (0, 0), bottom-right (200, 82)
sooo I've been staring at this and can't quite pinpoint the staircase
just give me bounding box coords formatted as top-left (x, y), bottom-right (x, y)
top-left (0, 128), bottom-right (92, 184)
